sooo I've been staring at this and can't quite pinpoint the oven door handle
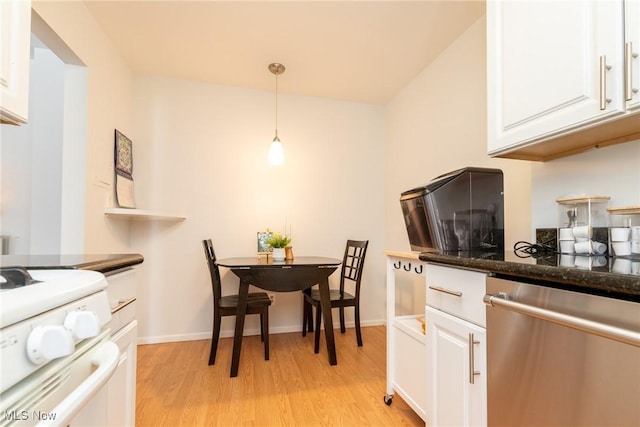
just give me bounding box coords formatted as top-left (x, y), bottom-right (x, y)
top-left (38, 340), bottom-right (120, 427)
top-left (484, 293), bottom-right (640, 348)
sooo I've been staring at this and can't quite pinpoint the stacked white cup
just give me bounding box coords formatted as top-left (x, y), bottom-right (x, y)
top-left (558, 227), bottom-right (575, 253)
top-left (631, 226), bottom-right (640, 254)
top-left (570, 226), bottom-right (607, 255)
top-left (610, 227), bottom-right (631, 256)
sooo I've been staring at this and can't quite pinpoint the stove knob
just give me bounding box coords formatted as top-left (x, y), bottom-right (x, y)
top-left (27, 325), bottom-right (75, 364)
top-left (64, 311), bottom-right (100, 340)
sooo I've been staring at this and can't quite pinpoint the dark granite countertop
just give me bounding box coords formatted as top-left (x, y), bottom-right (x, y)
top-left (419, 251), bottom-right (640, 302)
top-left (0, 253), bottom-right (143, 273)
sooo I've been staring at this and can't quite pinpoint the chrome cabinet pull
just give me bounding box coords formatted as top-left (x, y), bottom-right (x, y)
top-left (484, 293), bottom-right (640, 347)
top-left (111, 297), bottom-right (136, 314)
top-left (600, 55), bottom-right (612, 110)
top-left (428, 286), bottom-right (462, 297)
top-left (468, 333), bottom-right (480, 385)
top-left (625, 42), bottom-right (639, 101)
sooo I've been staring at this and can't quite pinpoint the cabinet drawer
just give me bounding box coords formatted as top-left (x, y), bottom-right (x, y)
top-left (426, 264), bottom-right (486, 327)
top-left (104, 268), bottom-right (137, 313)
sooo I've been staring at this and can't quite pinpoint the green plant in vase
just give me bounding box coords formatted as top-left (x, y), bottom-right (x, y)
top-left (266, 233), bottom-right (291, 261)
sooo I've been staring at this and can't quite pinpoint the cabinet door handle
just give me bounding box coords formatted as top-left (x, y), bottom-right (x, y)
top-left (600, 55), bottom-right (612, 110)
top-left (112, 297), bottom-right (136, 314)
top-left (428, 286), bottom-right (462, 297)
top-left (468, 333), bottom-right (480, 384)
top-left (626, 42), bottom-right (639, 101)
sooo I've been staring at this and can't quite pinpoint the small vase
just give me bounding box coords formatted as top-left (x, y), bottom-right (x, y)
top-left (272, 247), bottom-right (286, 261)
top-left (285, 246), bottom-right (294, 260)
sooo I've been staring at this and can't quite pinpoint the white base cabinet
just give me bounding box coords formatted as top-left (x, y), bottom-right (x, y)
top-left (425, 264), bottom-right (487, 427)
top-left (107, 320), bottom-right (138, 427)
top-left (105, 268), bottom-right (138, 426)
top-left (426, 306), bottom-right (486, 427)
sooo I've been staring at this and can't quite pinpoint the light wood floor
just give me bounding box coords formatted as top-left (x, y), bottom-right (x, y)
top-left (136, 325), bottom-right (424, 426)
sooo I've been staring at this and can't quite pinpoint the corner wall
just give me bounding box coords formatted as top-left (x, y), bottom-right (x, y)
top-left (384, 16), bottom-right (532, 313)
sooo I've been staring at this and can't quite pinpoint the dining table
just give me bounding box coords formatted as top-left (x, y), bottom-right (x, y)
top-left (215, 256), bottom-right (342, 377)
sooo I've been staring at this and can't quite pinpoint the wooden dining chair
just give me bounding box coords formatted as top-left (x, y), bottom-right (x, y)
top-left (302, 239), bottom-right (369, 353)
top-left (202, 239), bottom-right (272, 365)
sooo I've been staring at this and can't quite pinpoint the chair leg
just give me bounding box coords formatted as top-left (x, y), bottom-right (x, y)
top-left (263, 309), bottom-right (270, 361)
top-left (259, 313), bottom-right (265, 342)
top-left (209, 313), bottom-right (222, 365)
top-left (307, 301), bottom-right (314, 332)
top-left (355, 304), bottom-right (363, 347)
top-left (339, 307), bottom-right (346, 333)
top-left (302, 299), bottom-right (308, 337)
top-left (314, 305), bottom-right (322, 354)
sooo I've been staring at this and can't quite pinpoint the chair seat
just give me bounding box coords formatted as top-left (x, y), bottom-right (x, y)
top-left (220, 292), bottom-right (272, 309)
top-left (309, 289), bottom-right (355, 303)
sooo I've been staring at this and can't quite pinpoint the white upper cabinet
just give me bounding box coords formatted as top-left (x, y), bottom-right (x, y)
top-left (487, 0), bottom-right (640, 161)
top-left (626, 0), bottom-right (640, 112)
top-left (1, 0), bottom-right (31, 125)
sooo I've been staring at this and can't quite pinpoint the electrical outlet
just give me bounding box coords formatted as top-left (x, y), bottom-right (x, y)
top-left (267, 293), bottom-right (276, 304)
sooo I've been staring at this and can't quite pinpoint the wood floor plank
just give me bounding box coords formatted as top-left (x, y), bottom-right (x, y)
top-left (136, 326), bottom-right (424, 426)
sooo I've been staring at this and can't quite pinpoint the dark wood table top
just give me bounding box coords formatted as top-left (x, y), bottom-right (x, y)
top-left (216, 256), bottom-right (341, 292)
top-left (216, 256), bottom-right (341, 268)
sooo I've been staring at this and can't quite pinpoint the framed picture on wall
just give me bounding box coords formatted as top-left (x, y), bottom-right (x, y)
top-left (114, 129), bottom-right (136, 208)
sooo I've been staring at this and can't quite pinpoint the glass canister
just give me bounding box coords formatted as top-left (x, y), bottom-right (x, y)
top-left (556, 196), bottom-right (610, 255)
top-left (607, 206), bottom-right (640, 273)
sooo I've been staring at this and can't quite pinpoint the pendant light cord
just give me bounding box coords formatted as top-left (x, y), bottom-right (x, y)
top-left (274, 72), bottom-right (279, 140)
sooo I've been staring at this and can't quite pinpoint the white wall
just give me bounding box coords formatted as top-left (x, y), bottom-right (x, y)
top-left (32, 1), bottom-right (136, 254)
top-left (384, 17), bottom-right (532, 314)
top-left (131, 76), bottom-right (386, 342)
top-left (531, 141), bottom-right (640, 230)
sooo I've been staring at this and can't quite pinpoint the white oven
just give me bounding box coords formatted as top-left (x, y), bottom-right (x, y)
top-left (0, 268), bottom-right (119, 427)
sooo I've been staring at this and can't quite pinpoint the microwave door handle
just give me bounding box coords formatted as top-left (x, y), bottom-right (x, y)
top-left (484, 294), bottom-right (640, 348)
top-left (42, 341), bottom-right (120, 426)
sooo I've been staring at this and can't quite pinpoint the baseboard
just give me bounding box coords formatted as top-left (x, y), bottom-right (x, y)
top-left (137, 319), bottom-right (385, 345)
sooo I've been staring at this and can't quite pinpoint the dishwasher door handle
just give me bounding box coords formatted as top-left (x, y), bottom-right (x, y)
top-left (484, 293), bottom-right (640, 348)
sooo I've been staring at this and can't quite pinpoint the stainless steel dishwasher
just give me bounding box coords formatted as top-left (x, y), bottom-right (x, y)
top-left (484, 276), bottom-right (640, 427)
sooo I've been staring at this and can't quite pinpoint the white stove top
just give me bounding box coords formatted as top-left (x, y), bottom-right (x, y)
top-left (0, 269), bottom-right (108, 329)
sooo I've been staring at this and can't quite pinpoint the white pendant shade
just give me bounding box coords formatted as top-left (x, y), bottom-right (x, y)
top-left (268, 137), bottom-right (284, 166)
top-left (268, 63), bottom-right (286, 166)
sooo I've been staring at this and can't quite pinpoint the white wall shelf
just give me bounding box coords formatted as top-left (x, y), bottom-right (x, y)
top-left (104, 208), bottom-right (186, 221)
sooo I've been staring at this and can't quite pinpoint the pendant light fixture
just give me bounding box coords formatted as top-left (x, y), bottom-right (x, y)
top-left (267, 63), bottom-right (285, 166)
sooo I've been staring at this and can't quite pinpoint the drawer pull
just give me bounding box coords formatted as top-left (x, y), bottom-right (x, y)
top-left (112, 297), bottom-right (136, 314)
top-left (428, 286), bottom-right (462, 297)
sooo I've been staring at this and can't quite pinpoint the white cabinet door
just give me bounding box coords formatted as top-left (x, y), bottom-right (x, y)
top-left (426, 306), bottom-right (486, 427)
top-left (107, 320), bottom-right (138, 427)
top-left (0, 0), bottom-right (31, 124)
top-left (487, 0), bottom-right (626, 154)
top-left (627, 0), bottom-right (640, 111)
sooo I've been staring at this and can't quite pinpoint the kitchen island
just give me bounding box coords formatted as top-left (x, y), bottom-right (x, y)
top-left (386, 249), bottom-right (639, 426)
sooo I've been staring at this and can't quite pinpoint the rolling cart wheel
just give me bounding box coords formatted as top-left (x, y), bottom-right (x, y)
top-left (383, 395), bottom-right (393, 405)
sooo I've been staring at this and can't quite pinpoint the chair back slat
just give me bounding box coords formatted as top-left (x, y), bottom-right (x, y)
top-left (340, 240), bottom-right (368, 297)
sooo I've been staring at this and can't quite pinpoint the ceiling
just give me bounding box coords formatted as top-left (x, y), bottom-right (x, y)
top-left (84, 1), bottom-right (485, 105)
